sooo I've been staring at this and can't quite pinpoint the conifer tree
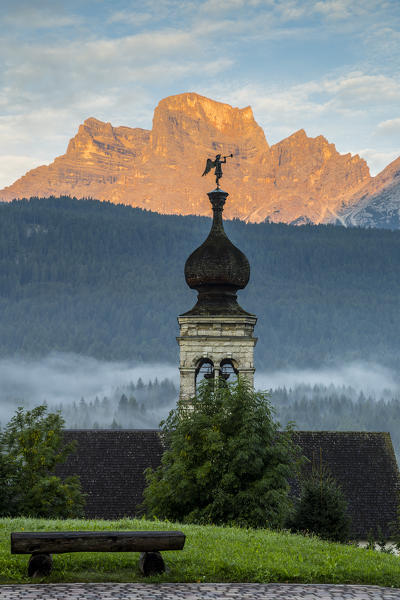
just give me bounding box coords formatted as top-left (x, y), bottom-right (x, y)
top-left (289, 459), bottom-right (351, 542)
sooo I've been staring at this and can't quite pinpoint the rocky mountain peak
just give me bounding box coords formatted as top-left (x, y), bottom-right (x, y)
top-left (154, 93), bottom-right (257, 132)
top-left (339, 156), bottom-right (400, 227)
top-left (150, 92), bottom-right (268, 164)
top-left (0, 93), bottom-right (398, 227)
top-left (67, 118), bottom-right (115, 155)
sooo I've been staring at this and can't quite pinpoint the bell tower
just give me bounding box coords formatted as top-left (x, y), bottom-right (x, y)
top-left (177, 187), bottom-right (257, 401)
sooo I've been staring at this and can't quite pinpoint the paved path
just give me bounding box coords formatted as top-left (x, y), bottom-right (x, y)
top-left (0, 584), bottom-right (399, 599)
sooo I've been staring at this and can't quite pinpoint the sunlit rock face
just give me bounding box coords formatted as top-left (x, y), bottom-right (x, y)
top-left (0, 92), bottom-right (398, 225)
top-left (267, 130), bottom-right (370, 224)
top-left (338, 157), bottom-right (400, 228)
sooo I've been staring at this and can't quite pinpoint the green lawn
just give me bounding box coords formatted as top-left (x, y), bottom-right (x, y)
top-left (0, 517), bottom-right (399, 586)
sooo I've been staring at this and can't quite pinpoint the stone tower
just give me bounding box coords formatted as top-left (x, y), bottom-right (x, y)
top-left (177, 187), bottom-right (257, 401)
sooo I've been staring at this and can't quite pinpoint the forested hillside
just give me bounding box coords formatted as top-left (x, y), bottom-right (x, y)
top-left (2, 196), bottom-right (400, 369)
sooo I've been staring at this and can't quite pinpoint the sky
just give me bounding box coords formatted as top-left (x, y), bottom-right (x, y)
top-left (0, 0), bottom-right (399, 190)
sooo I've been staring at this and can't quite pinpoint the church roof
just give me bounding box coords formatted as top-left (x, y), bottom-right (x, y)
top-left (58, 429), bottom-right (399, 537)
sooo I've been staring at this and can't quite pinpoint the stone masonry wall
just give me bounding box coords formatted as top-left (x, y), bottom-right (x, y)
top-left (177, 314), bottom-right (257, 400)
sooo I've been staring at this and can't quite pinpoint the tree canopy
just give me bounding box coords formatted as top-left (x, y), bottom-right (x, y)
top-left (0, 405), bottom-right (85, 518)
top-left (143, 379), bottom-right (300, 528)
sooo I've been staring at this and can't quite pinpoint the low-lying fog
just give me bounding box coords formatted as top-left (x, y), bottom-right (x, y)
top-left (1, 353), bottom-right (400, 440)
top-left (0, 353), bottom-right (179, 410)
top-left (0, 353), bottom-right (179, 429)
top-left (256, 362), bottom-right (400, 398)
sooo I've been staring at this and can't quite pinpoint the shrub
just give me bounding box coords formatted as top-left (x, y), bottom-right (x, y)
top-left (143, 378), bottom-right (300, 528)
top-left (0, 405), bottom-right (85, 518)
top-left (289, 458), bottom-right (350, 542)
top-left (0, 450), bottom-right (14, 515)
top-left (390, 494), bottom-right (400, 552)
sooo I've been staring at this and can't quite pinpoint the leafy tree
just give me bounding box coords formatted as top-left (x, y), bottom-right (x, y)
top-left (289, 459), bottom-right (351, 542)
top-left (0, 405), bottom-right (85, 518)
top-left (0, 451), bottom-right (14, 516)
top-left (143, 378), bottom-right (300, 528)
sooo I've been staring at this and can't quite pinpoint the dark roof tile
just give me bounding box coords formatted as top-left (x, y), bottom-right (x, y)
top-left (57, 430), bottom-right (399, 537)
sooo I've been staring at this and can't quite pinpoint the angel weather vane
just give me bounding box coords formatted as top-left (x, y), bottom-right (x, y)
top-left (202, 153), bottom-right (233, 188)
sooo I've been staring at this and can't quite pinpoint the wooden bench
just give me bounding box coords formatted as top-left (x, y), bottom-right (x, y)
top-left (11, 530), bottom-right (186, 577)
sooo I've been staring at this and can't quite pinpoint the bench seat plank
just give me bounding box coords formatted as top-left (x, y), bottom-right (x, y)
top-left (11, 531), bottom-right (185, 554)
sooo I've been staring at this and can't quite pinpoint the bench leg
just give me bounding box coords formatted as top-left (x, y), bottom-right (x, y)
top-left (28, 553), bottom-right (53, 578)
top-left (139, 551), bottom-right (165, 576)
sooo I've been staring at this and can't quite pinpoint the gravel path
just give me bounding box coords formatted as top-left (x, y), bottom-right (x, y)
top-left (0, 583), bottom-right (399, 599)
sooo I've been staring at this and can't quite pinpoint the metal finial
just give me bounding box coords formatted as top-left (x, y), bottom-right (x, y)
top-left (202, 153), bottom-right (233, 188)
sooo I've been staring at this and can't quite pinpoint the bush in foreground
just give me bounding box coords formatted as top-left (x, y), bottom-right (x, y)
top-left (144, 378), bottom-right (300, 528)
top-left (0, 405), bottom-right (85, 518)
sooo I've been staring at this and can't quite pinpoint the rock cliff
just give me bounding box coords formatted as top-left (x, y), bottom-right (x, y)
top-left (1, 92), bottom-right (398, 225)
top-left (339, 157), bottom-right (400, 228)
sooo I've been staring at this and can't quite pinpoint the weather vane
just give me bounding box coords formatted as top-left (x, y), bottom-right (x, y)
top-left (202, 153), bottom-right (233, 188)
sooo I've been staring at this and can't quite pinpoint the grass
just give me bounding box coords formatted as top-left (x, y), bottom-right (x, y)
top-left (0, 517), bottom-right (399, 586)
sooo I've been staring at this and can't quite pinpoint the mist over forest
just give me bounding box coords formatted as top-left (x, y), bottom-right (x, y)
top-left (0, 353), bottom-right (178, 429)
top-left (1, 353), bottom-right (399, 462)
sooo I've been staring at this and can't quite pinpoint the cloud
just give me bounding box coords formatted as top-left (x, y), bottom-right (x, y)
top-left (312, 0), bottom-right (400, 35)
top-left (199, 0), bottom-right (262, 13)
top-left (198, 0), bottom-right (383, 30)
top-left (2, 1), bottom-right (81, 29)
top-left (314, 0), bottom-right (353, 20)
top-left (1, 24), bottom-right (232, 106)
top-left (107, 10), bottom-right (153, 26)
top-left (323, 73), bottom-right (400, 109)
top-left (375, 117), bottom-right (400, 139)
top-left (0, 155), bottom-right (49, 190)
top-left (357, 148), bottom-right (400, 176)
top-left (243, 72), bottom-right (400, 116)
top-left (205, 69), bottom-right (400, 148)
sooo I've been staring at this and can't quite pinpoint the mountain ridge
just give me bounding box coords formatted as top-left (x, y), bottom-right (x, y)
top-left (1, 92), bottom-right (398, 226)
top-left (339, 156), bottom-right (400, 228)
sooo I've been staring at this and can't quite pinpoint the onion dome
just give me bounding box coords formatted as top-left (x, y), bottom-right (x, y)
top-left (183, 188), bottom-right (251, 315)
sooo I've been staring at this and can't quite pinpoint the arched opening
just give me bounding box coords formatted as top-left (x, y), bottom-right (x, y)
top-left (219, 359), bottom-right (238, 383)
top-left (195, 358), bottom-right (214, 390)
